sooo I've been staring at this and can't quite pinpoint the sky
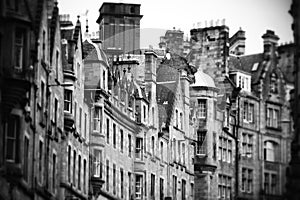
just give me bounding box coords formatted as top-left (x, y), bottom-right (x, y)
top-left (58, 0), bottom-right (293, 55)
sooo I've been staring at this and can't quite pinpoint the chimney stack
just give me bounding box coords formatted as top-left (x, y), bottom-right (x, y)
top-left (262, 30), bottom-right (279, 59)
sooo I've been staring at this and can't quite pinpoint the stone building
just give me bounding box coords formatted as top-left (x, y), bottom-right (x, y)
top-left (159, 28), bottom-right (185, 56)
top-left (59, 14), bottom-right (90, 199)
top-left (0, 0), bottom-right (78, 199)
top-left (83, 31), bottom-right (197, 199)
top-left (286, 0), bottom-right (300, 199)
top-left (179, 22), bottom-right (293, 200)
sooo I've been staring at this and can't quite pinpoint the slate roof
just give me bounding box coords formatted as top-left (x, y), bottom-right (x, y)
top-left (228, 53), bottom-right (264, 84)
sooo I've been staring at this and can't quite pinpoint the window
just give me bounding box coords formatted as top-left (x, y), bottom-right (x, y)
top-left (113, 124), bottom-right (116, 148)
top-left (218, 175), bottom-right (232, 198)
top-left (103, 70), bottom-right (106, 90)
top-left (160, 178), bottom-right (164, 200)
top-left (219, 137), bottom-right (232, 163)
top-left (136, 138), bottom-right (143, 160)
top-left (93, 150), bottom-right (102, 178)
top-left (242, 133), bottom-right (253, 158)
top-left (5, 115), bottom-right (20, 162)
top-left (83, 159), bottom-right (87, 193)
top-left (106, 160), bottom-right (109, 191)
top-left (77, 63), bottom-right (80, 85)
top-left (180, 112), bottom-right (183, 129)
top-left (178, 140), bottom-right (181, 163)
top-left (54, 98), bottom-right (58, 124)
top-left (172, 175), bottom-right (177, 198)
top-left (151, 174), bottom-right (155, 197)
top-left (143, 105), bottom-right (147, 122)
top-left (79, 107), bottom-right (82, 131)
top-left (135, 174), bottom-right (142, 199)
top-left (243, 102), bottom-right (254, 123)
top-left (106, 118), bottom-right (110, 143)
top-left (42, 30), bottom-right (46, 60)
top-left (191, 183), bottom-right (194, 199)
top-left (120, 129), bottom-right (124, 152)
top-left (41, 81), bottom-right (45, 109)
top-left (175, 109), bottom-right (178, 127)
top-left (270, 73), bottom-right (278, 93)
top-left (264, 172), bottom-right (277, 195)
top-left (23, 136), bottom-right (29, 181)
top-left (241, 168), bottom-right (253, 193)
top-left (52, 153), bottom-right (56, 191)
top-left (74, 102), bottom-right (77, 125)
top-left (128, 172), bottom-right (132, 199)
top-left (237, 74), bottom-right (251, 91)
top-left (73, 150), bottom-right (76, 186)
top-left (267, 107), bottom-right (279, 128)
top-left (264, 141), bottom-right (277, 162)
top-left (160, 141), bottom-right (164, 161)
top-left (182, 179), bottom-right (186, 200)
top-left (93, 107), bottom-right (102, 132)
top-left (84, 113), bottom-right (87, 138)
top-left (228, 140), bottom-right (232, 163)
top-left (152, 107), bottom-right (155, 125)
top-left (56, 51), bottom-right (59, 79)
top-left (78, 155), bottom-right (81, 190)
top-left (68, 145), bottom-right (71, 182)
top-left (196, 131), bottom-right (206, 155)
top-left (39, 141), bottom-right (43, 183)
top-left (120, 168), bottom-right (124, 198)
top-left (197, 99), bottom-right (207, 118)
top-left (128, 134), bottom-right (132, 157)
top-left (173, 139), bottom-right (176, 161)
top-left (113, 164), bottom-right (116, 194)
top-left (14, 28), bottom-right (25, 70)
top-left (151, 136), bottom-right (155, 156)
top-left (64, 90), bottom-right (72, 112)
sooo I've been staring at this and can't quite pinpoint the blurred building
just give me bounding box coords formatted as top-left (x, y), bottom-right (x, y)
top-left (96, 2), bottom-right (143, 56)
top-left (286, 0), bottom-right (300, 199)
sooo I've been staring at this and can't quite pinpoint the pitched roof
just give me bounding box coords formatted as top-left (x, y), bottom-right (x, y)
top-left (228, 53), bottom-right (264, 84)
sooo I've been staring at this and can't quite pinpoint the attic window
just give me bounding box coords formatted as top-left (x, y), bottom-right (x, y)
top-left (252, 63), bottom-right (259, 71)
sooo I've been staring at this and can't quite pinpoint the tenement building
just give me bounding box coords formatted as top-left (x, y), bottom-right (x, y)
top-left (185, 21), bottom-right (293, 200)
top-left (83, 32), bottom-right (197, 198)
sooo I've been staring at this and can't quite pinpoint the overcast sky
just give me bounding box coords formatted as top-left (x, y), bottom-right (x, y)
top-left (58, 0), bottom-right (293, 55)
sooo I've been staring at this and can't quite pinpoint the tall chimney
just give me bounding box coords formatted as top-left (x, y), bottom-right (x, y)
top-left (262, 30), bottom-right (279, 60)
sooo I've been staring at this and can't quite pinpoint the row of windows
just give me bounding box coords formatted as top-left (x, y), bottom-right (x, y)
top-left (67, 146), bottom-right (87, 193)
top-left (218, 136), bottom-right (232, 163)
top-left (63, 90), bottom-right (88, 137)
top-left (218, 174), bottom-right (232, 199)
top-left (174, 109), bottom-right (184, 130)
top-left (2, 114), bottom-right (59, 193)
top-left (241, 133), bottom-right (253, 158)
top-left (264, 172), bottom-right (277, 195)
top-left (241, 168), bottom-right (253, 193)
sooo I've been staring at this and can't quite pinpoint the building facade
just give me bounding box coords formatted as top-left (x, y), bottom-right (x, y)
top-left (286, 0), bottom-right (300, 199)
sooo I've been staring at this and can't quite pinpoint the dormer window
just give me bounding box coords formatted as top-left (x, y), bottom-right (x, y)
top-left (270, 73), bottom-right (278, 94)
top-left (235, 72), bottom-right (251, 92)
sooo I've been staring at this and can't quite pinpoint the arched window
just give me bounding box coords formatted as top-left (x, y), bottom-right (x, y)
top-left (264, 141), bottom-right (277, 162)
